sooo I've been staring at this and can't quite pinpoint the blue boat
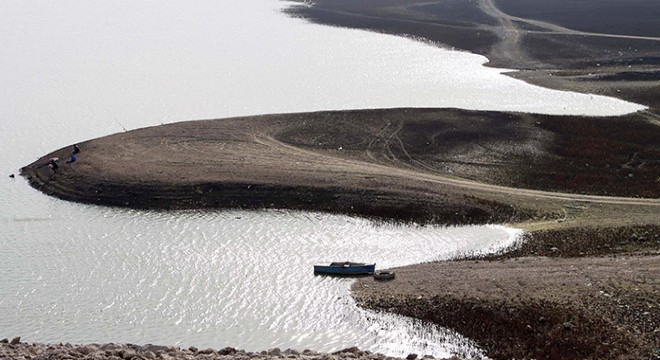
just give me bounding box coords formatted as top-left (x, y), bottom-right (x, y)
top-left (313, 262), bottom-right (376, 276)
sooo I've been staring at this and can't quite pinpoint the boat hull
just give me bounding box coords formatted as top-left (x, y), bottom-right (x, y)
top-left (313, 263), bottom-right (376, 275)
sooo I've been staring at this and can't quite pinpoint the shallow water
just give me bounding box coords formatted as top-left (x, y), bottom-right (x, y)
top-left (0, 0), bottom-right (643, 357)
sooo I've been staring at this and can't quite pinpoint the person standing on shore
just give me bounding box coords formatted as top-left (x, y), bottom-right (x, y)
top-left (48, 158), bottom-right (59, 171)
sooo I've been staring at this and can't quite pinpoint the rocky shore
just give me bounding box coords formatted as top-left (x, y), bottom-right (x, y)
top-left (0, 338), bottom-right (454, 360)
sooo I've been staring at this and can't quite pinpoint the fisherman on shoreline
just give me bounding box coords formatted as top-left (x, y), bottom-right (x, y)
top-left (48, 158), bottom-right (59, 171)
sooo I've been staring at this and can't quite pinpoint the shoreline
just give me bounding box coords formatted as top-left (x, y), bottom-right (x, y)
top-left (20, 108), bottom-right (660, 218)
top-left (19, 108), bottom-right (660, 359)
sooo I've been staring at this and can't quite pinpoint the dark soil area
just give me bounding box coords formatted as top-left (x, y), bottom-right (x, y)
top-left (505, 113), bottom-right (660, 197)
top-left (283, 0), bottom-right (499, 57)
top-left (276, 109), bottom-right (660, 198)
top-left (486, 224), bottom-right (660, 259)
top-left (520, 33), bottom-right (660, 69)
top-left (495, 0), bottom-right (660, 37)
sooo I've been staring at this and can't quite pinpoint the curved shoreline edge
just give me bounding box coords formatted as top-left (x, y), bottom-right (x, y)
top-left (19, 107), bottom-right (660, 359)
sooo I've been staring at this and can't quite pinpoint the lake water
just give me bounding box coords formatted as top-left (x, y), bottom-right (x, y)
top-left (1, 202), bottom-right (520, 357)
top-left (0, 0), bottom-right (643, 358)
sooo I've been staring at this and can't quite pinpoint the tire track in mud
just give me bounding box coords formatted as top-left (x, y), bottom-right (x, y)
top-left (259, 132), bottom-right (660, 207)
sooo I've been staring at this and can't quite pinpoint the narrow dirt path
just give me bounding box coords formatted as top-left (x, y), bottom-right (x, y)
top-left (477, 0), bottom-right (525, 64)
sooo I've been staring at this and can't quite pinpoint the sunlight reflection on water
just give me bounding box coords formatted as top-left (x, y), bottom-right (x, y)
top-left (0, 206), bottom-right (520, 358)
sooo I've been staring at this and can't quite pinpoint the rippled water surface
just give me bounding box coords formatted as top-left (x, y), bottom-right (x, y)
top-left (0, 0), bottom-right (642, 357)
top-left (1, 203), bottom-right (520, 357)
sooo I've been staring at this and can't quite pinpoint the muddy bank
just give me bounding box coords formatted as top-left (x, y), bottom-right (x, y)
top-left (354, 225), bottom-right (660, 359)
top-left (0, 339), bottom-right (458, 360)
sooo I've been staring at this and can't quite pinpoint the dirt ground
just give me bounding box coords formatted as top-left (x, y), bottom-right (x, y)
top-left (21, 108), bottom-right (659, 224)
top-left (355, 253), bottom-right (660, 359)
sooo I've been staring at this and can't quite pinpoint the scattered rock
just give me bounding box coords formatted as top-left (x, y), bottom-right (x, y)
top-left (143, 351), bottom-right (156, 359)
top-left (102, 343), bottom-right (124, 351)
top-left (10, 337), bottom-right (21, 345)
top-left (139, 344), bottom-right (170, 354)
top-left (284, 349), bottom-right (300, 356)
top-left (217, 347), bottom-right (236, 355)
top-left (75, 345), bottom-right (98, 355)
top-left (563, 321), bottom-right (574, 330)
top-left (406, 354), bottom-right (418, 360)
